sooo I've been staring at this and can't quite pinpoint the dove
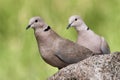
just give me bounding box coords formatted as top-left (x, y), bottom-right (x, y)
top-left (67, 15), bottom-right (110, 54)
top-left (26, 16), bottom-right (95, 69)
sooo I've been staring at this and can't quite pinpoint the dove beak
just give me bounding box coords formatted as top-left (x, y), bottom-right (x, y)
top-left (26, 24), bottom-right (31, 30)
top-left (67, 23), bottom-right (72, 29)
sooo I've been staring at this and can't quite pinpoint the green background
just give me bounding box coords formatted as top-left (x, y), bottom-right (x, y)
top-left (0, 0), bottom-right (120, 80)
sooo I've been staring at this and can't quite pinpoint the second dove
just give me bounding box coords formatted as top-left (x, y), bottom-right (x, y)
top-left (67, 15), bottom-right (110, 54)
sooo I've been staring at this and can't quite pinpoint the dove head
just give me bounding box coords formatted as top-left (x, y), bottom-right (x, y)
top-left (26, 16), bottom-right (47, 30)
top-left (67, 15), bottom-right (83, 29)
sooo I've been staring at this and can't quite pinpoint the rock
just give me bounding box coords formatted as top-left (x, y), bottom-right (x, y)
top-left (48, 52), bottom-right (120, 80)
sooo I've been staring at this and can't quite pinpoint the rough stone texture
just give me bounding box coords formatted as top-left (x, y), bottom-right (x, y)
top-left (48, 52), bottom-right (120, 80)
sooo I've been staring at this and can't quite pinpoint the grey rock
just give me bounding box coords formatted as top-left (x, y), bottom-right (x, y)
top-left (48, 52), bottom-right (120, 80)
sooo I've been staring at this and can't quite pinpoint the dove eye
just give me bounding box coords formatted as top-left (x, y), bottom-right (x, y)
top-left (75, 18), bottom-right (77, 21)
top-left (35, 20), bottom-right (38, 22)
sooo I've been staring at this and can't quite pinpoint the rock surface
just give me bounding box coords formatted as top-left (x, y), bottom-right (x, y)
top-left (48, 52), bottom-right (120, 80)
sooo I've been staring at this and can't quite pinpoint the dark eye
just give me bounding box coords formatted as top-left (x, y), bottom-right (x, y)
top-left (35, 20), bottom-right (38, 22)
top-left (75, 18), bottom-right (77, 21)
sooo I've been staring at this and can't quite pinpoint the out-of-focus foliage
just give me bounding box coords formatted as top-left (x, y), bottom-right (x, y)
top-left (0, 0), bottom-right (120, 80)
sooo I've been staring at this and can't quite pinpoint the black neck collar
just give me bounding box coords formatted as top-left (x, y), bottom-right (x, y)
top-left (44, 26), bottom-right (51, 32)
top-left (87, 27), bottom-right (89, 30)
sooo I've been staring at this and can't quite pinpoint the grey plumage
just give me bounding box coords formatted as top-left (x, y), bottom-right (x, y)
top-left (67, 15), bottom-right (110, 54)
top-left (26, 16), bottom-right (95, 69)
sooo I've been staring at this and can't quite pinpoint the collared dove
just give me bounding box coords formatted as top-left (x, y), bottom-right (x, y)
top-left (26, 16), bottom-right (95, 69)
top-left (67, 15), bottom-right (110, 54)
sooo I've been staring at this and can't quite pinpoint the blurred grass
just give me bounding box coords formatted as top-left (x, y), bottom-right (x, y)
top-left (0, 0), bottom-right (120, 80)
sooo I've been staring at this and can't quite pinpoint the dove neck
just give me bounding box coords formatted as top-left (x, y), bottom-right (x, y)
top-left (75, 22), bottom-right (89, 33)
top-left (34, 28), bottom-right (60, 46)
